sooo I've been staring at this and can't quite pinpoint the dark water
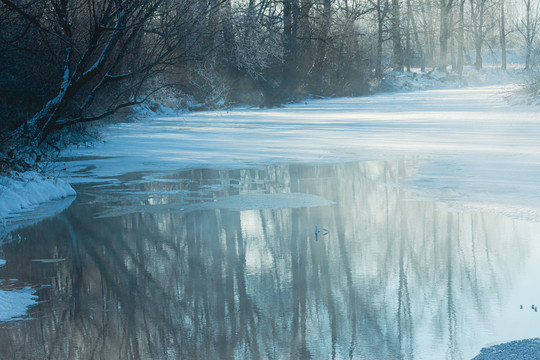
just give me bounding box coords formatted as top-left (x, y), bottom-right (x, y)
top-left (1, 160), bottom-right (540, 359)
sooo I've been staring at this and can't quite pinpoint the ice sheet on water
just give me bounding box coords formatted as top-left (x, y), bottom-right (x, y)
top-left (182, 192), bottom-right (334, 212)
top-left (97, 192), bottom-right (334, 218)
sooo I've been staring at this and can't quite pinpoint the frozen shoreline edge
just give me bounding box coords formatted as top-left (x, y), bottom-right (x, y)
top-left (0, 171), bottom-right (76, 220)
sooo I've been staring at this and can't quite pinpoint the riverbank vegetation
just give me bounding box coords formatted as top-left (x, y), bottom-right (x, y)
top-left (1, 0), bottom-right (539, 172)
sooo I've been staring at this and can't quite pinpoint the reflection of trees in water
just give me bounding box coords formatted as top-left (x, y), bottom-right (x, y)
top-left (0, 161), bottom-right (535, 359)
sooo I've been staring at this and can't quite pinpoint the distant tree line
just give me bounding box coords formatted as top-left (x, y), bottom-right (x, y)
top-left (0, 0), bottom-right (539, 170)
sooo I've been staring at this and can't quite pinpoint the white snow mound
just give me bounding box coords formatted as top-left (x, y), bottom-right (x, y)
top-left (0, 171), bottom-right (76, 218)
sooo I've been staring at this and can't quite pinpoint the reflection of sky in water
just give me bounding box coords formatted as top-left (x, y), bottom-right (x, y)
top-left (1, 160), bottom-right (540, 359)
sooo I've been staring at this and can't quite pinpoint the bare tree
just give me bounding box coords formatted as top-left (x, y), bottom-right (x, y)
top-left (469, 0), bottom-right (497, 70)
top-left (456, 0), bottom-right (466, 74)
top-left (438, 0), bottom-right (455, 72)
top-left (282, 0), bottom-right (299, 94)
top-left (392, 0), bottom-right (404, 71)
top-left (407, 0), bottom-right (426, 71)
top-left (500, 0), bottom-right (508, 69)
top-left (370, 0), bottom-right (391, 77)
top-left (0, 0), bottom-right (217, 168)
top-left (517, 0), bottom-right (540, 69)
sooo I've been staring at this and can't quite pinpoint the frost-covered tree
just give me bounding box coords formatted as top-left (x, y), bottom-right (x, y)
top-left (438, 0), bottom-right (455, 72)
top-left (469, 0), bottom-right (497, 69)
top-left (517, 0), bottom-right (540, 69)
top-left (0, 0), bottom-right (216, 168)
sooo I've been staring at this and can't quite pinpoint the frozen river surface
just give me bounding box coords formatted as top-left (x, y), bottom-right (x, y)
top-left (62, 85), bottom-right (540, 221)
top-left (1, 85), bottom-right (540, 359)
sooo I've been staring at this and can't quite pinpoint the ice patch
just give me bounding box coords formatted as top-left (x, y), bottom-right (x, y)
top-left (0, 171), bottom-right (76, 219)
top-left (183, 192), bottom-right (334, 212)
top-left (98, 192), bottom-right (334, 218)
top-left (0, 287), bottom-right (38, 322)
top-left (0, 260), bottom-right (5, 267)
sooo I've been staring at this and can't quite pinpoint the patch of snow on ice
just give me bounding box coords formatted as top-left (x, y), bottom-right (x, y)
top-left (472, 338), bottom-right (540, 360)
top-left (0, 171), bottom-right (76, 219)
top-left (0, 287), bottom-right (38, 322)
top-left (0, 260), bottom-right (5, 267)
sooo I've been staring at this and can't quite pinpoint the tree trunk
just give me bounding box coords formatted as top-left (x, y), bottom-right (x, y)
top-left (392, 0), bottom-right (404, 71)
top-left (475, 41), bottom-right (483, 70)
top-left (437, 0), bottom-right (454, 72)
top-left (406, 0), bottom-right (412, 72)
top-left (375, 0), bottom-right (385, 77)
top-left (524, 0), bottom-right (532, 70)
top-left (500, 0), bottom-right (507, 70)
top-left (410, 0), bottom-right (426, 72)
top-left (457, 0), bottom-right (465, 75)
top-left (470, 0), bottom-right (486, 70)
top-left (313, 0), bottom-right (332, 90)
top-left (450, 10), bottom-right (456, 71)
top-left (282, 0), bottom-right (299, 94)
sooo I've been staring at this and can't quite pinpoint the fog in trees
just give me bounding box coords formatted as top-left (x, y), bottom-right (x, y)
top-left (0, 0), bottom-right (539, 167)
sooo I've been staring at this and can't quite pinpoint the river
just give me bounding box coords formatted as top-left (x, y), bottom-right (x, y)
top-left (1, 85), bottom-right (540, 359)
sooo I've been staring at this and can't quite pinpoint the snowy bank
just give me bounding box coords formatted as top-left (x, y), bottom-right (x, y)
top-left (374, 66), bottom-right (530, 94)
top-left (473, 338), bottom-right (540, 360)
top-left (0, 171), bottom-right (76, 219)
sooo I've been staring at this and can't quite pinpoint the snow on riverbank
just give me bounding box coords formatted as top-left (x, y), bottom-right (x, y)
top-left (0, 171), bottom-right (75, 219)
